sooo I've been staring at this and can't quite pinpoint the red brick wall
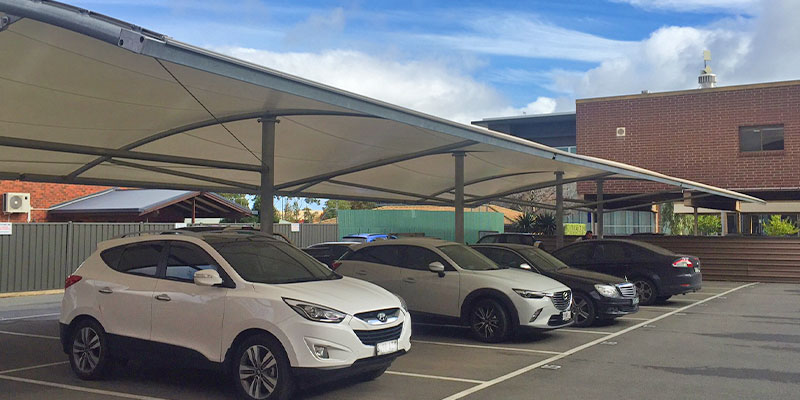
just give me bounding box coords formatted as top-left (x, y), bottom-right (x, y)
top-left (576, 82), bottom-right (800, 195)
top-left (0, 181), bottom-right (112, 222)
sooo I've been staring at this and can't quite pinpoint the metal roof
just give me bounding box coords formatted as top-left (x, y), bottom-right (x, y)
top-left (49, 189), bottom-right (251, 216)
top-left (0, 0), bottom-right (764, 208)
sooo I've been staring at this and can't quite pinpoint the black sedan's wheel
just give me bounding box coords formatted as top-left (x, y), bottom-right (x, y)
top-left (68, 319), bottom-right (110, 380)
top-left (634, 279), bottom-right (657, 305)
top-left (233, 334), bottom-right (293, 400)
top-left (571, 292), bottom-right (596, 327)
top-left (469, 298), bottom-right (511, 343)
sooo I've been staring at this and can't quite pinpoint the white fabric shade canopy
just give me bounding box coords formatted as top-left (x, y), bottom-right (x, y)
top-left (0, 1), bottom-right (764, 211)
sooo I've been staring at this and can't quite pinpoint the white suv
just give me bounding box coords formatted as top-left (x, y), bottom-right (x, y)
top-left (59, 230), bottom-right (411, 400)
top-left (335, 239), bottom-right (573, 343)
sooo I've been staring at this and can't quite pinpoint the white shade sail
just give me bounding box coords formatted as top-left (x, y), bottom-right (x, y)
top-left (0, 1), bottom-right (764, 208)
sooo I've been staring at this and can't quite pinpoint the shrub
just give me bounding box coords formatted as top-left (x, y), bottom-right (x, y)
top-left (762, 215), bottom-right (800, 236)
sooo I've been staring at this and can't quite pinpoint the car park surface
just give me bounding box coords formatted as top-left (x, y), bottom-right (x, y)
top-left (4, 281), bottom-right (797, 399)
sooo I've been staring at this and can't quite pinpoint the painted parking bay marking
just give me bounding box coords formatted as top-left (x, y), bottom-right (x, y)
top-left (412, 340), bottom-right (562, 355)
top-left (441, 282), bottom-right (758, 400)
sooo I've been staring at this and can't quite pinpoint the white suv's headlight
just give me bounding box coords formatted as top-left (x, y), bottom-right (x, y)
top-left (594, 284), bottom-right (621, 298)
top-left (283, 298), bottom-right (347, 323)
top-left (513, 289), bottom-right (548, 299)
top-left (394, 293), bottom-right (408, 312)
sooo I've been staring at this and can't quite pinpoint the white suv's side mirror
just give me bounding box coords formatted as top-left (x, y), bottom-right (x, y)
top-left (428, 262), bottom-right (446, 277)
top-left (194, 269), bottom-right (223, 286)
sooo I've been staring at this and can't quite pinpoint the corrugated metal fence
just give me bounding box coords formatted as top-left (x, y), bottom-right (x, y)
top-left (540, 235), bottom-right (800, 283)
top-left (0, 223), bottom-right (338, 293)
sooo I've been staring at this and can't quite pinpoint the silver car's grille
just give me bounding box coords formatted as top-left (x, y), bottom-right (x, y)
top-left (550, 290), bottom-right (572, 311)
top-left (618, 283), bottom-right (636, 298)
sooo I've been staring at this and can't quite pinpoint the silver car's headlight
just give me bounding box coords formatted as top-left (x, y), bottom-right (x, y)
top-left (394, 293), bottom-right (408, 312)
top-left (283, 298), bottom-right (347, 323)
top-left (594, 284), bottom-right (621, 298)
top-left (513, 289), bottom-right (548, 299)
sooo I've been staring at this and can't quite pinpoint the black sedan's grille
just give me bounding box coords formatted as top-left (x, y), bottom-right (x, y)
top-left (617, 283), bottom-right (636, 298)
top-left (354, 324), bottom-right (403, 346)
top-left (550, 290), bottom-right (572, 311)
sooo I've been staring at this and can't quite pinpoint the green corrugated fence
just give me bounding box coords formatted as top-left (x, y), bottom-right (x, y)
top-left (337, 209), bottom-right (504, 244)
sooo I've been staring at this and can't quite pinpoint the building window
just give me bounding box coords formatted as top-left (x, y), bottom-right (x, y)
top-left (739, 125), bottom-right (783, 152)
top-left (556, 146), bottom-right (577, 154)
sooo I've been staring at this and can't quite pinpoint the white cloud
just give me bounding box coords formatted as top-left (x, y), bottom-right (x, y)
top-left (414, 14), bottom-right (636, 63)
top-left (613, 0), bottom-right (760, 13)
top-left (219, 47), bottom-right (551, 123)
top-left (550, 0), bottom-right (799, 101)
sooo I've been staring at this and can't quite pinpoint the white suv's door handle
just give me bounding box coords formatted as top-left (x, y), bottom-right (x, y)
top-left (403, 277), bottom-right (416, 283)
top-left (155, 294), bottom-right (171, 302)
top-left (355, 270), bottom-right (368, 276)
top-left (98, 287), bottom-right (113, 294)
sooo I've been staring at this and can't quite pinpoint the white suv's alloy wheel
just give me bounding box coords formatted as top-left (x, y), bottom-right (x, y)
top-left (72, 326), bottom-right (101, 373)
top-left (239, 345), bottom-right (279, 399)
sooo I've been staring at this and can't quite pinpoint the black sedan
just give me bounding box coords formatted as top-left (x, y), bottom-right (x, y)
top-left (551, 239), bottom-right (702, 305)
top-left (472, 243), bottom-right (639, 327)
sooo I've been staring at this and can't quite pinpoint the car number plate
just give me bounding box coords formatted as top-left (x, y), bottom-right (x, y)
top-left (632, 297), bottom-right (639, 306)
top-left (561, 310), bottom-right (572, 321)
top-left (376, 340), bottom-right (398, 356)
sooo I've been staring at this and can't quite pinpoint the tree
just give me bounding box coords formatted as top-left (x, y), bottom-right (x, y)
top-left (320, 199), bottom-right (376, 220)
top-left (219, 193), bottom-right (250, 208)
top-left (762, 215), bottom-right (800, 236)
top-left (532, 213), bottom-right (557, 235)
top-left (659, 202), bottom-right (693, 235)
top-left (512, 212), bottom-right (536, 233)
top-left (697, 215), bottom-right (721, 236)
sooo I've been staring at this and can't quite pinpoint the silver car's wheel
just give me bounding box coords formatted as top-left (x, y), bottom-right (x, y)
top-left (239, 345), bottom-right (279, 400)
top-left (68, 319), bottom-right (109, 380)
top-left (73, 326), bottom-right (101, 373)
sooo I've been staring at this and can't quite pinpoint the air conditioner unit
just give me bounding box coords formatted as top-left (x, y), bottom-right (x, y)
top-left (3, 193), bottom-right (31, 213)
top-left (616, 127), bottom-right (626, 137)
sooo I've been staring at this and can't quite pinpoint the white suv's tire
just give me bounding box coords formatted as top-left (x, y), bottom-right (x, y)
top-left (468, 298), bottom-right (512, 343)
top-left (68, 319), bottom-right (111, 380)
top-left (233, 334), bottom-right (294, 400)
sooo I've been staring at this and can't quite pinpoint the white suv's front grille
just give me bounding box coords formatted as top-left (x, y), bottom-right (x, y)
top-left (617, 283), bottom-right (636, 298)
top-left (550, 290), bottom-right (572, 311)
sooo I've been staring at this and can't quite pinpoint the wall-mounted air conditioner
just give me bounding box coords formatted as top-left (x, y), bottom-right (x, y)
top-left (3, 193), bottom-right (31, 213)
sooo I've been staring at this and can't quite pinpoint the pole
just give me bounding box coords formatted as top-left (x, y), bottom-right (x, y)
top-left (454, 152), bottom-right (466, 243)
top-left (555, 171), bottom-right (564, 249)
top-left (693, 206), bottom-right (699, 236)
top-left (260, 117), bottom-right (277, 234)
top-left (596, 179), bottom-right (604, 239)
top-left (191, 197), bottom-right (196, 224)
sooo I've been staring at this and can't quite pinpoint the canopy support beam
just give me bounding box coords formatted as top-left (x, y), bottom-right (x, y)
top-left (427, 171), bottom-right (550, 199)
top-left (555, 171), bottom-right (564, 249)
top-left (327, 180), bottom-right (451, 205)
top-left (467, 172), bottom-right (615, 204)
top-left (276, 140), bottom-right (476, 191)
top-left (260, 117), bottom-right (277, 233)
top-left (454, 152), bottom-right (466, 244)
top-left (107, 159), bottom-right (259, 191)
top-left (0, 136), bottom-right (261, 172)
top-left (596, 179), bottom-right (604, 239)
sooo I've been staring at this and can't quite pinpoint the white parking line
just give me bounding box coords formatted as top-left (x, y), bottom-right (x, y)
top-left (638, 305), bottom-right (680, 310)
top-left (617, 317), bottom-right (650, 321)
top-left (0, 330), bottom-right (60, 340)
top-left (386, 371), bottom-right (486, 384)
top-left (0, 313), bottom-right (60, 321)
top-left (0, 361), bottom-right (68, 375)
top-left (0, 375), bottom-right (170, 399)
top-left (557, 328), bottom-right (613, 335)
top-left (412, 340), bottom-right (562, 355)
top-left (441, 282), bottom-right (758, 400)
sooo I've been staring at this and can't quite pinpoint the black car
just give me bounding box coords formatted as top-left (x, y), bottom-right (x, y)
top-left (551, 239), bottom-right (702, 305)
top-left (472, 243), bottom-right (639, 327)
top-left (302, 241), bottom-right (358, 268)
top-left (477, 233), bottom-right (543, 248)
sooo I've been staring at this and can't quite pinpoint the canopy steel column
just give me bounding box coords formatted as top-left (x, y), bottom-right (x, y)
top-left (596, 179), bottom-right (604, 239)
top-left (555, 171), bottom-right (564, 249)
top-left (454, 152), bottom-right (466, 244)
top-left (260, 117), bottom-right (277, 234)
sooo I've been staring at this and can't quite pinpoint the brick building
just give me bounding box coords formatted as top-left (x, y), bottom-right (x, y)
top-left (475, 80), bottom-right (800, 235)
top-left (0, 181), bottom-right (112, 222)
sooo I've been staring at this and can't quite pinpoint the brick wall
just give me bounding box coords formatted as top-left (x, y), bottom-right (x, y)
top-left (576, 81), bottom-right (800, 195)
top-left (0, 181), bottom-right (112, 222)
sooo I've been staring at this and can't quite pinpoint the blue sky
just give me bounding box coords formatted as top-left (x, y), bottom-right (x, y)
top-left (67, 0), bottom-right (799, 210)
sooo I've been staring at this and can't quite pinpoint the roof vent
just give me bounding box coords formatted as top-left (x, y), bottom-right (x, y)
top-left (698, 50), bottom-right (716, 89)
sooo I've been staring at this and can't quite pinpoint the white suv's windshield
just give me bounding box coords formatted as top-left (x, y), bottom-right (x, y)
top-left (209, 238), bottom-right (340, 284)
top-left (437, 244), bottom-right (499, 271)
